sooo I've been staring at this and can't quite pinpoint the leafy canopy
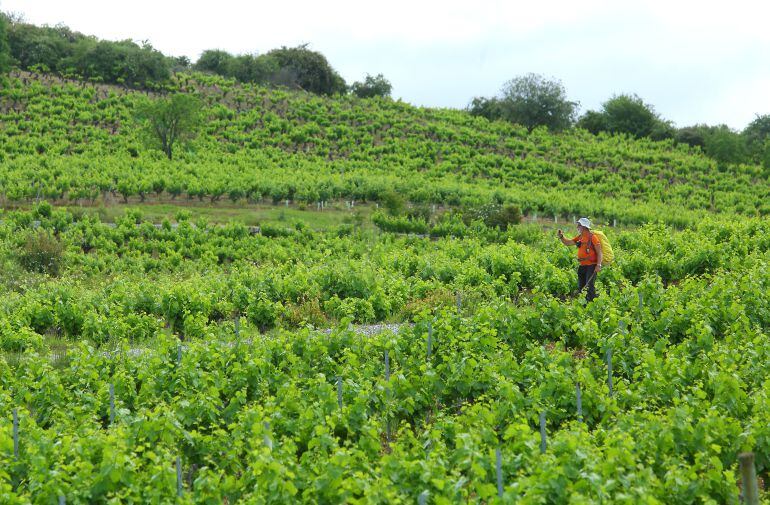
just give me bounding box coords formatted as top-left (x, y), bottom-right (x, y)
top-left (0, 13), bottom-right (12, 74)
top-left (470, 73), bottom-right (578, 132)
top-left (134, 93), bottom-right (202, 160)
top-left (579, 94), bottom-right (673, 140)
top-left (351, 73), bottom-right (392, 98)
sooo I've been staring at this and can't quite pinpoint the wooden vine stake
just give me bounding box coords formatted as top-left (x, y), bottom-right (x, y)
top-left (496, 446), bottom-right (504, 497)
top-left (13, 408), bottom-right (19, 460)
top-left (385, 350), bottom-right (391, 443)
top-left (176, 456), bottom-right (183, 497)
top-left (739, 452), bottom-right (759, 505)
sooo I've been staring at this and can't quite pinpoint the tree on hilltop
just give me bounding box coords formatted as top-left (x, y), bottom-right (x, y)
top-left (743, 114), bottom-right (770, 168)
top-left (0, 13), bottom-right (12, 74)
top-left (351, 73), bottom-right (392, 98)
top-left (469, 73), bottom-right (578, 132)
top-left (195, 49), bottom-right (234, 76)
top-left (265, 45), bottom-right (346, 95)
top-left (578, 94), bottom-right (673, 140)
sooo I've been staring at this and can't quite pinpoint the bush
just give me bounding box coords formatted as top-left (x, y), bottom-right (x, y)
top-left (247, 295), bottom-right (283, 331)
top-left (486, 205), bottom-right (523, 230)
top-left (380, 190), bottom-right (406, 216)
top-left (469, 74), bottom-right (578, 132)
top-left (463, 203), bottom-right (522, 230)
top-left (265, 45), bottom-right (346, 95)
top-left (0, 320), bottom-right (43, 353)
top-left (18, 230), bottom-right (65, 276)
top-left (372, 212), bottom-right (429, 234)
top-left (350, 73), bottom-right (392, 98)
top-left (579, 94), bottom-right (673, 140)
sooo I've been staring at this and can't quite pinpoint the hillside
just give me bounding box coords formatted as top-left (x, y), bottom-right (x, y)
top-left (2, 71), bottom-right (768, 225)
top-left (4, 70), bottom-right (770, 503)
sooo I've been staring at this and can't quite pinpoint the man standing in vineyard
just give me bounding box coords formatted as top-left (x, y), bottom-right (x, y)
top-left (557, 217), bottom-right (603, 302)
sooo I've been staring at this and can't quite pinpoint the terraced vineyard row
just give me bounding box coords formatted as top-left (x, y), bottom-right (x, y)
top-left (1, 205), bottom-right (770, 501)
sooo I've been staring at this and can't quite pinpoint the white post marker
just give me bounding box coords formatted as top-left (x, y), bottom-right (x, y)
top-left (263, 421), bottom-right (273, 450)
top-left (109, 383), bottom-right (115, 424)
top-left (576, 382), bottom-right (583, 422)
top-left (496, 446), bottom-right (503, 497)
top-left (385, 350), bottom-right (391, 442)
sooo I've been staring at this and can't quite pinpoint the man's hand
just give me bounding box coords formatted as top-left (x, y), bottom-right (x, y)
top-left (595, 264), bottom-right (602, 272)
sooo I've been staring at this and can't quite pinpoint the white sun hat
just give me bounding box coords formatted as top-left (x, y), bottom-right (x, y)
top-left (577, 217), bottom-right (592, 229)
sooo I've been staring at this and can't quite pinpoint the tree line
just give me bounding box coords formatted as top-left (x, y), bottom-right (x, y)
top-left (470, 73), bottom-right (770, 170)
top-left (0, 13), bottom-right (391, 98)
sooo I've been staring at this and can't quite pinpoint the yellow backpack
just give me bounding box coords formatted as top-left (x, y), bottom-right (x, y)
top-left (591, 230), bottom-right (615, 265)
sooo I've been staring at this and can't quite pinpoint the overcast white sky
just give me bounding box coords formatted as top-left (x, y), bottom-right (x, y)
top-left (4, 0), bottom-right (770, 129)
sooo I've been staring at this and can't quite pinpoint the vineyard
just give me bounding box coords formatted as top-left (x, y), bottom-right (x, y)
top-left (1, 71), bottom-right (770, 502)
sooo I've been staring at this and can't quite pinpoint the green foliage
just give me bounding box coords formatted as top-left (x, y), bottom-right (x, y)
top-left (68, 39), bottom-right (169, 87)
top-left (380, 190), bottom-right (406, 216)
top-left (743, 114), bottom-right (770, 168)
top-left (580, 94), bottom-right (673, 140)
top-left (479, 204), bottom-right (522, 230)
top-left (0, 13), bottom-right (11, 74)
top-left (134, 93), bottom-right (202, 160)
top-left (470, 73), bottom-right (578, 132)
top-left (350, 73), bottom-right (392, 98)
top-left (1, 71), bottom-right (768, 225)
top-left (601, 94), bottom-right (660, 137)
top-left (1, 215), bottom-right (770, 502)
top-left (575, 110), bottom-right (608, 135)
top-left (5, 19), bottom-right (78, 72)
top-left (372, 212), bottom-right (429, 234)
top-left (265, 45), bottom-right (346, 95)
top-left (674, 125), bottom-right (707, 148)
top-left (5, 19), bottom-right (169, 87)
top-left (195, 46), bottom-right (345, 96)
top-left (194, 49), bottom-right (234, 76)
top-left (1, 34), bottom-right (770, 502)
top-left (17, 229), bottom-right (65, 276)
top-left (703, 125), bottom-right (747, 166)
top-left (228, 53), bottom-right (278, 84)
top-left (468, 96), bottom-right (502, 121)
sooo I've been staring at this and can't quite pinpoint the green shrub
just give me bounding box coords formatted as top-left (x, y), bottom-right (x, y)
top-left (380, 190), bottom-right (406, 216)
top-left (18, 230), bottom-right (65, 276)
top-left (463, 203), bottom-right (522, 230)
top-left (372, 212), bottom-right (429, 234)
